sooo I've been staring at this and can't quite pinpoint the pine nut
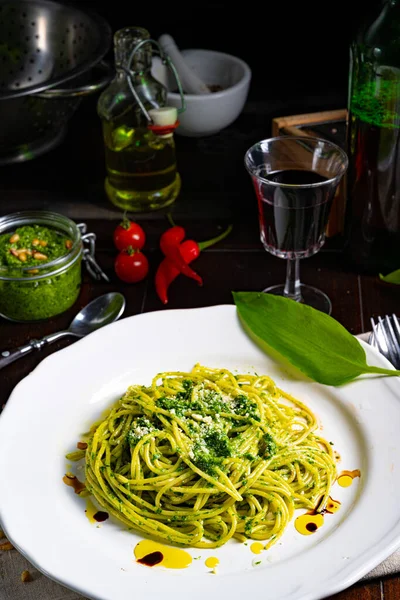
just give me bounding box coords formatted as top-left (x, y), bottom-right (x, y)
top-left (33, 252), bottom-right (48, 260)
top-left (9, 234), bottom-right (20, 243)
top-left (0, 541), bottom-right (13, 551)
top-left (21, 570), bottom-right (32, 582)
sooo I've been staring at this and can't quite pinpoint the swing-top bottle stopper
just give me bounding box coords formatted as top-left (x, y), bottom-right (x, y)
top-left (148, 107), bottom-right (180, 138)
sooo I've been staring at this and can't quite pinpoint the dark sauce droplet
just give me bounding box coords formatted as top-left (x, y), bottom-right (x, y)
top-left (306, 522), bottom-right (318, 532)
top-left (93, 511), bottom-right (109, 522)
top-left (308, 495), bottom-right (341, 516)
top-left (137, 551), bottom-right (163, 567)
top-left (325, 497), bottom-right (341, 514)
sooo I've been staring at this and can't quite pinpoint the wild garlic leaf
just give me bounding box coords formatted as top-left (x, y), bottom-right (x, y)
top-left (379, 270), bottom-right (400, 284)
top-left (232, 291), bottom-right (400, 386)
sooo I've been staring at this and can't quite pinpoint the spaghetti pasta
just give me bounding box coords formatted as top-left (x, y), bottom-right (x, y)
top-left (84, 364), bottom-right (337, 549)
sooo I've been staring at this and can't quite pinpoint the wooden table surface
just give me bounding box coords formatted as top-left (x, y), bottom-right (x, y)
top-left (1, 96), bottom-right (400, 600)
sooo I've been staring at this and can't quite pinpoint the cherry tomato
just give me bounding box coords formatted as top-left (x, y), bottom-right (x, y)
top-left (113, 218), bottom-right (146, 251)
top-left (114, 247), bottom-right (149, 283)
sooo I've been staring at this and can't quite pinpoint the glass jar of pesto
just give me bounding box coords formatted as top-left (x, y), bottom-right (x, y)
top-left (0, 211), bottom-right (84, 322)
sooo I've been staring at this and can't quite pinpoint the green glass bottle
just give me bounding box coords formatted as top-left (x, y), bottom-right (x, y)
top-left (97, 27), bottom-right (181, 212)
top-left (346, 0), bottom-right (400, 273)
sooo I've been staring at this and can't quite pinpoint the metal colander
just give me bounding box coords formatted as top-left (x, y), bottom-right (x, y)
top-left (0, 0), bottom-right (112, 164)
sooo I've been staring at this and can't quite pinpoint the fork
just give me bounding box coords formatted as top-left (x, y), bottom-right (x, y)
top-left (370, 314), bottom-right (400, 369)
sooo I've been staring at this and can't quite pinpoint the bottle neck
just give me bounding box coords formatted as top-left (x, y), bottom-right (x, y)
top-left (114, 26), bottom-right (152, 72)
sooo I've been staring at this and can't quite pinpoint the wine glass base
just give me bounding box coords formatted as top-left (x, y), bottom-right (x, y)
top-left (262, 283), bottom-right (332, 315)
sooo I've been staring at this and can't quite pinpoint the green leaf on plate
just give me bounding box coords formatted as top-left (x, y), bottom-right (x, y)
top-left (232, 291), bottom-right (400, 386)
top-left (379, 270), bottom-right (400, 284)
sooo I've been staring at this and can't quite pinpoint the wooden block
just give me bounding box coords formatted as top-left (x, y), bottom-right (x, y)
top-left (272, 109), bottom-right (348, 237)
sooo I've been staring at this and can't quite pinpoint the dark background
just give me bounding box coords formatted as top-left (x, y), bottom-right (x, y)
top-left (0, 0), bottom-right (386, 226)
top-left (78, 0), bottom-right (382, 116)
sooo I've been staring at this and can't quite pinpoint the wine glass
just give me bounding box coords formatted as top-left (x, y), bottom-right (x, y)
top-left (244, 136), bottom-right (348, 314)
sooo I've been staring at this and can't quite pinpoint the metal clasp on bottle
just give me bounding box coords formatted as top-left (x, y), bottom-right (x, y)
top-left (77, 223), bottom-right (109, 283)
top-left (120, 38), bottom-right (186, 124)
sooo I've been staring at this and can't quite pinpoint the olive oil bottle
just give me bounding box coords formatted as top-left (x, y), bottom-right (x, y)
top-left (97, 27), bottom-right (181, 212)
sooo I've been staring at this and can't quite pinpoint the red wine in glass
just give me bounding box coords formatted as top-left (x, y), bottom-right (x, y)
top-left (244, 136), bottom-right (348, 315)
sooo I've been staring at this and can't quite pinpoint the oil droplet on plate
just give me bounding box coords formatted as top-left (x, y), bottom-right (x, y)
top-left (295, 494), bottom-right (341, 535)
top-left (250, 542), bottom-right (264, 554)
top-left (295, 513), bottom-right (324, 535)
top-left (325, 497), bottom-right (341, 513)
top-left (85, 499), bottom-right (98, 524)
top-left (337, 469), bottom-right (360, 488)
top-left (205, 556), bottom-right (219, 569)
top-left (134, 540), bottom-right (192, 569)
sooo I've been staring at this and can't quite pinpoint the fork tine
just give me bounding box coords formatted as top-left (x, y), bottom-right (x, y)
top-left (376, 316), bottom-right (391, 361)
top-left (390, 315), bottom-right (400, 368)
top-left (371, 316), bottom-right (387, 354)
top-left (379, 316), bottom-right (398, 367)
top-left (392, 314), bottom-right (400, 340)
top-left (385, 315), bottom-right (399, 361)
top-left (385, 315), bottom-right (399, 347)
top-left (370, 317), bottom-right (379, 349)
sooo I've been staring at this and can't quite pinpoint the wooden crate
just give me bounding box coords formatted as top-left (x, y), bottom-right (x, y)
top-left (272, 109), bottom-right (348, 237)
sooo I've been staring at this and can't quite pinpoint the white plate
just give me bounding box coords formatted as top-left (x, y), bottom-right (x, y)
top-left (1, 304), bottom-right (400, 600)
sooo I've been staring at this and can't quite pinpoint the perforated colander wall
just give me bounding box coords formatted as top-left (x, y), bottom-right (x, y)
top-left (0, 0), bottom-right (110, 98)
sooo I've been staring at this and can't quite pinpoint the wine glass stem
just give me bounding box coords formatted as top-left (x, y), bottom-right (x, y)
top-left (284, 258), bottom-right (302, 302)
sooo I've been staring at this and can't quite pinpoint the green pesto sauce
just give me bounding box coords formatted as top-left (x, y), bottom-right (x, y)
top-left (260, 433), bottom-right (277, 459)
top-left (127, 378), bottom-right (277, 477)
top-left (0, 225), bottom-right (81, 322)
top-left (156, 381), bottom-right (259, 421)
top-left (192, 429), bottom-right (233, 475)
top-left (0, 225), bottom-right (72, 267)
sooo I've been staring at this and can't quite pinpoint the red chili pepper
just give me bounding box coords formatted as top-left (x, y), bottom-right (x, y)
top-left (155, 225), bottom-right (233, 304)
top-left (155, 240), bottom-right (199, 304)
top-left (159, 226), bottom-right (203, 285)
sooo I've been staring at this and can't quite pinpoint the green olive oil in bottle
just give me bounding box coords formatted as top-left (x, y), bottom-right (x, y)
top-left (97, 27), bottom-right (181, 212)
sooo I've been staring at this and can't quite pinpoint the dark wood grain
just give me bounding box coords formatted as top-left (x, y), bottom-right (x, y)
top-left (360, 275), bottom-right (400, 331)
top-left (383, 575), bottom-right (400, 599)
top-left (326, 581), bottom-right (383, 600)
top-left (142, 249), bottom-right (362, 333)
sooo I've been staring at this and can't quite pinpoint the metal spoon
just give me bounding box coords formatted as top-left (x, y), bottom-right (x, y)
top-left (0, 292), bottom-right (126, 370)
